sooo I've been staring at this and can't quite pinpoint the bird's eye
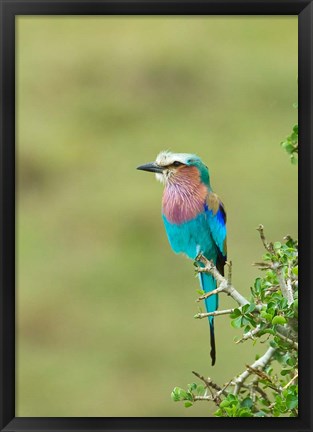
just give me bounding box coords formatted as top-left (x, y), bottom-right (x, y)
top-left (173, 161), bottom-right (182, 167)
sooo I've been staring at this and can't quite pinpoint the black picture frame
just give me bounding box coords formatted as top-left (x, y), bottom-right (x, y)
top-left (0, 1), bottom-right (311, 431)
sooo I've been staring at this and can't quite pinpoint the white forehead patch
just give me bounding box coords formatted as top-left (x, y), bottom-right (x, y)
top-left (155, 151), bottom-right (195, 167)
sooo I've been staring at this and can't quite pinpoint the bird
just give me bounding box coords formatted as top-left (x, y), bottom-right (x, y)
top-left (137, 151), bottom-right (227, 366)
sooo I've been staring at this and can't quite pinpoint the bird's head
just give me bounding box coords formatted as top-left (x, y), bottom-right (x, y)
top-left (137, 151), bottom-right (210, 186)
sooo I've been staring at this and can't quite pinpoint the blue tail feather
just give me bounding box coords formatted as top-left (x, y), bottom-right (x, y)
top-left (199, 272), bottom-right (218, 366)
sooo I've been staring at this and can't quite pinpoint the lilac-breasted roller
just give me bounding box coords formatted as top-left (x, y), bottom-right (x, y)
top-left (137, 151), bottom-right (227, 366)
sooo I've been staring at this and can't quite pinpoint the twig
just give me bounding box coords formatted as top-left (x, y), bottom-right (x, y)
top-left (195, 255), bottom-right (225, 285)
top-left (196, 281), bottom-right (224, 300)
top-left (284, 235), bottom-right (298, 250)
top-left (192, 371), bottom-right (224, 404)
top-left (253, 261), bottom-right (274, 270)
top-left (194, 308), bottom-right (235, 319)
top-left (251, 383), bottom-right (270, 401)
top-left (257, 224), bottom-right (274, 253)
top-left (214, 379), bottom-right (234, 406)
top-left (195, 254), bottom-right (249, 307)
top-left (241, 379), bottom-right (270, 403)
top-left (245, 365), bottom-right (282, 393)
top-left (192, 371), bottom-right (223, 393)
top-left (193, 395), bottom-right (212, 401)
top-left (233, 347), bottom-right (276, 395)
top-left (276, 324), bottom-right (297, 339)
top-left (226, 260), bottom-right (232, 286)
top-left (235, 325), bottom-right (262, 344)
top-left (195, 303), bottom-right (263, 320)
top-left (283, 370), bottom-right (298, 389)
top-left (275, 330), bottom-right (298, 350)
top-left (216, 379), bottom-right (233, 397)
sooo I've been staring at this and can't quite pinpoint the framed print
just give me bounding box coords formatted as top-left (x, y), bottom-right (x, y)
top-left (0, 1), bottom-right (312, 431)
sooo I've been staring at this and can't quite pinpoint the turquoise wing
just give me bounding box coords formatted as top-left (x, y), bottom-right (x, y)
top-left (205, 192), bottom-right (227, 273)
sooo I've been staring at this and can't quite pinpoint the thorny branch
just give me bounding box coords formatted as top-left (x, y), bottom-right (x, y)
top-left (191, 371), bottom-right (223, 405)
top-left (257, 224), bottom-right (275, 253)
top-left (233, 347), bottom-right (278, 395)
top-left (187, 347), bottom-right (279, 408)
top-left (195, 254), bottom-right (249, 307)
top-left (185, 226), bottom-right (298, 414)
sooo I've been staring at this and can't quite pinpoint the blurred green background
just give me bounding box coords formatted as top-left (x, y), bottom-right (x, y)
top-left (16, 16), bottom-right (297, 417)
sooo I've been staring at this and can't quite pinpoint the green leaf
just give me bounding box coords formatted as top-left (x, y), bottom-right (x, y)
top-left (171, 387), bottom-right (190, 401)
top-left (241, 397), bottom-right (253, 408)
top-left (260, 398), bottom-right (270, 406)
top-left (286, 357), bottom-right (296, 367)
top-left (246, 302), bottom-right (256, 313)
top-left (231, 316), bottom-right (243, 328)
top-left (284, 143), bottom-right (294, 153)
top-left (293, 299), bottom-right (298, 318)
top-left (185, 391), bottom-right (194, 401)
top-left (230, 308), bottom-right (241, 319)
top-left (263, 253), bottom-right (272, 261)
top-left (260, 328), bottom-right (275, 336)
top-left (238, 409), bottom-right (253, 417)
top-left (224, 406), bottom-right (233, 416)
top-left (281, 368), bottom-right (292, 376)
top-left (227, 394), bottom-right (237, 402)
top-left (270, 340), bottom-right (279, 348)
top-left (196, 384), bottom-right (205, 395)
top-left (254, 277), bottom-right (262, 290)
top-left (171, 388), bottom-right (181, 402)
top-left (184, 401), bottom-right (193, 408)
top-left (255, 410), bottom-right (267, 417)
top-left (188, 382), bottom-right (197, 391)
top-left (241, 304), bottom-right (250, 314)
top-left (219, 400), bottom-right (230, 408)
top-left (290, 154), bottom-right (298, 165)
top-left (272, 315), bottom-right (287, 325)
top-left (267, 302), bottom-right (276, 311)
top-left (260, 311), bottom-right (273, 322)
top-left (286, 394), bottom-right (298, 410)
top-left (241, 316), bottom-right (251, 326)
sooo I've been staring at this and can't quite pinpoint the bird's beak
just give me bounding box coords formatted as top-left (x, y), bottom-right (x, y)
top-left (136, 162), bottom-right (164, 174)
